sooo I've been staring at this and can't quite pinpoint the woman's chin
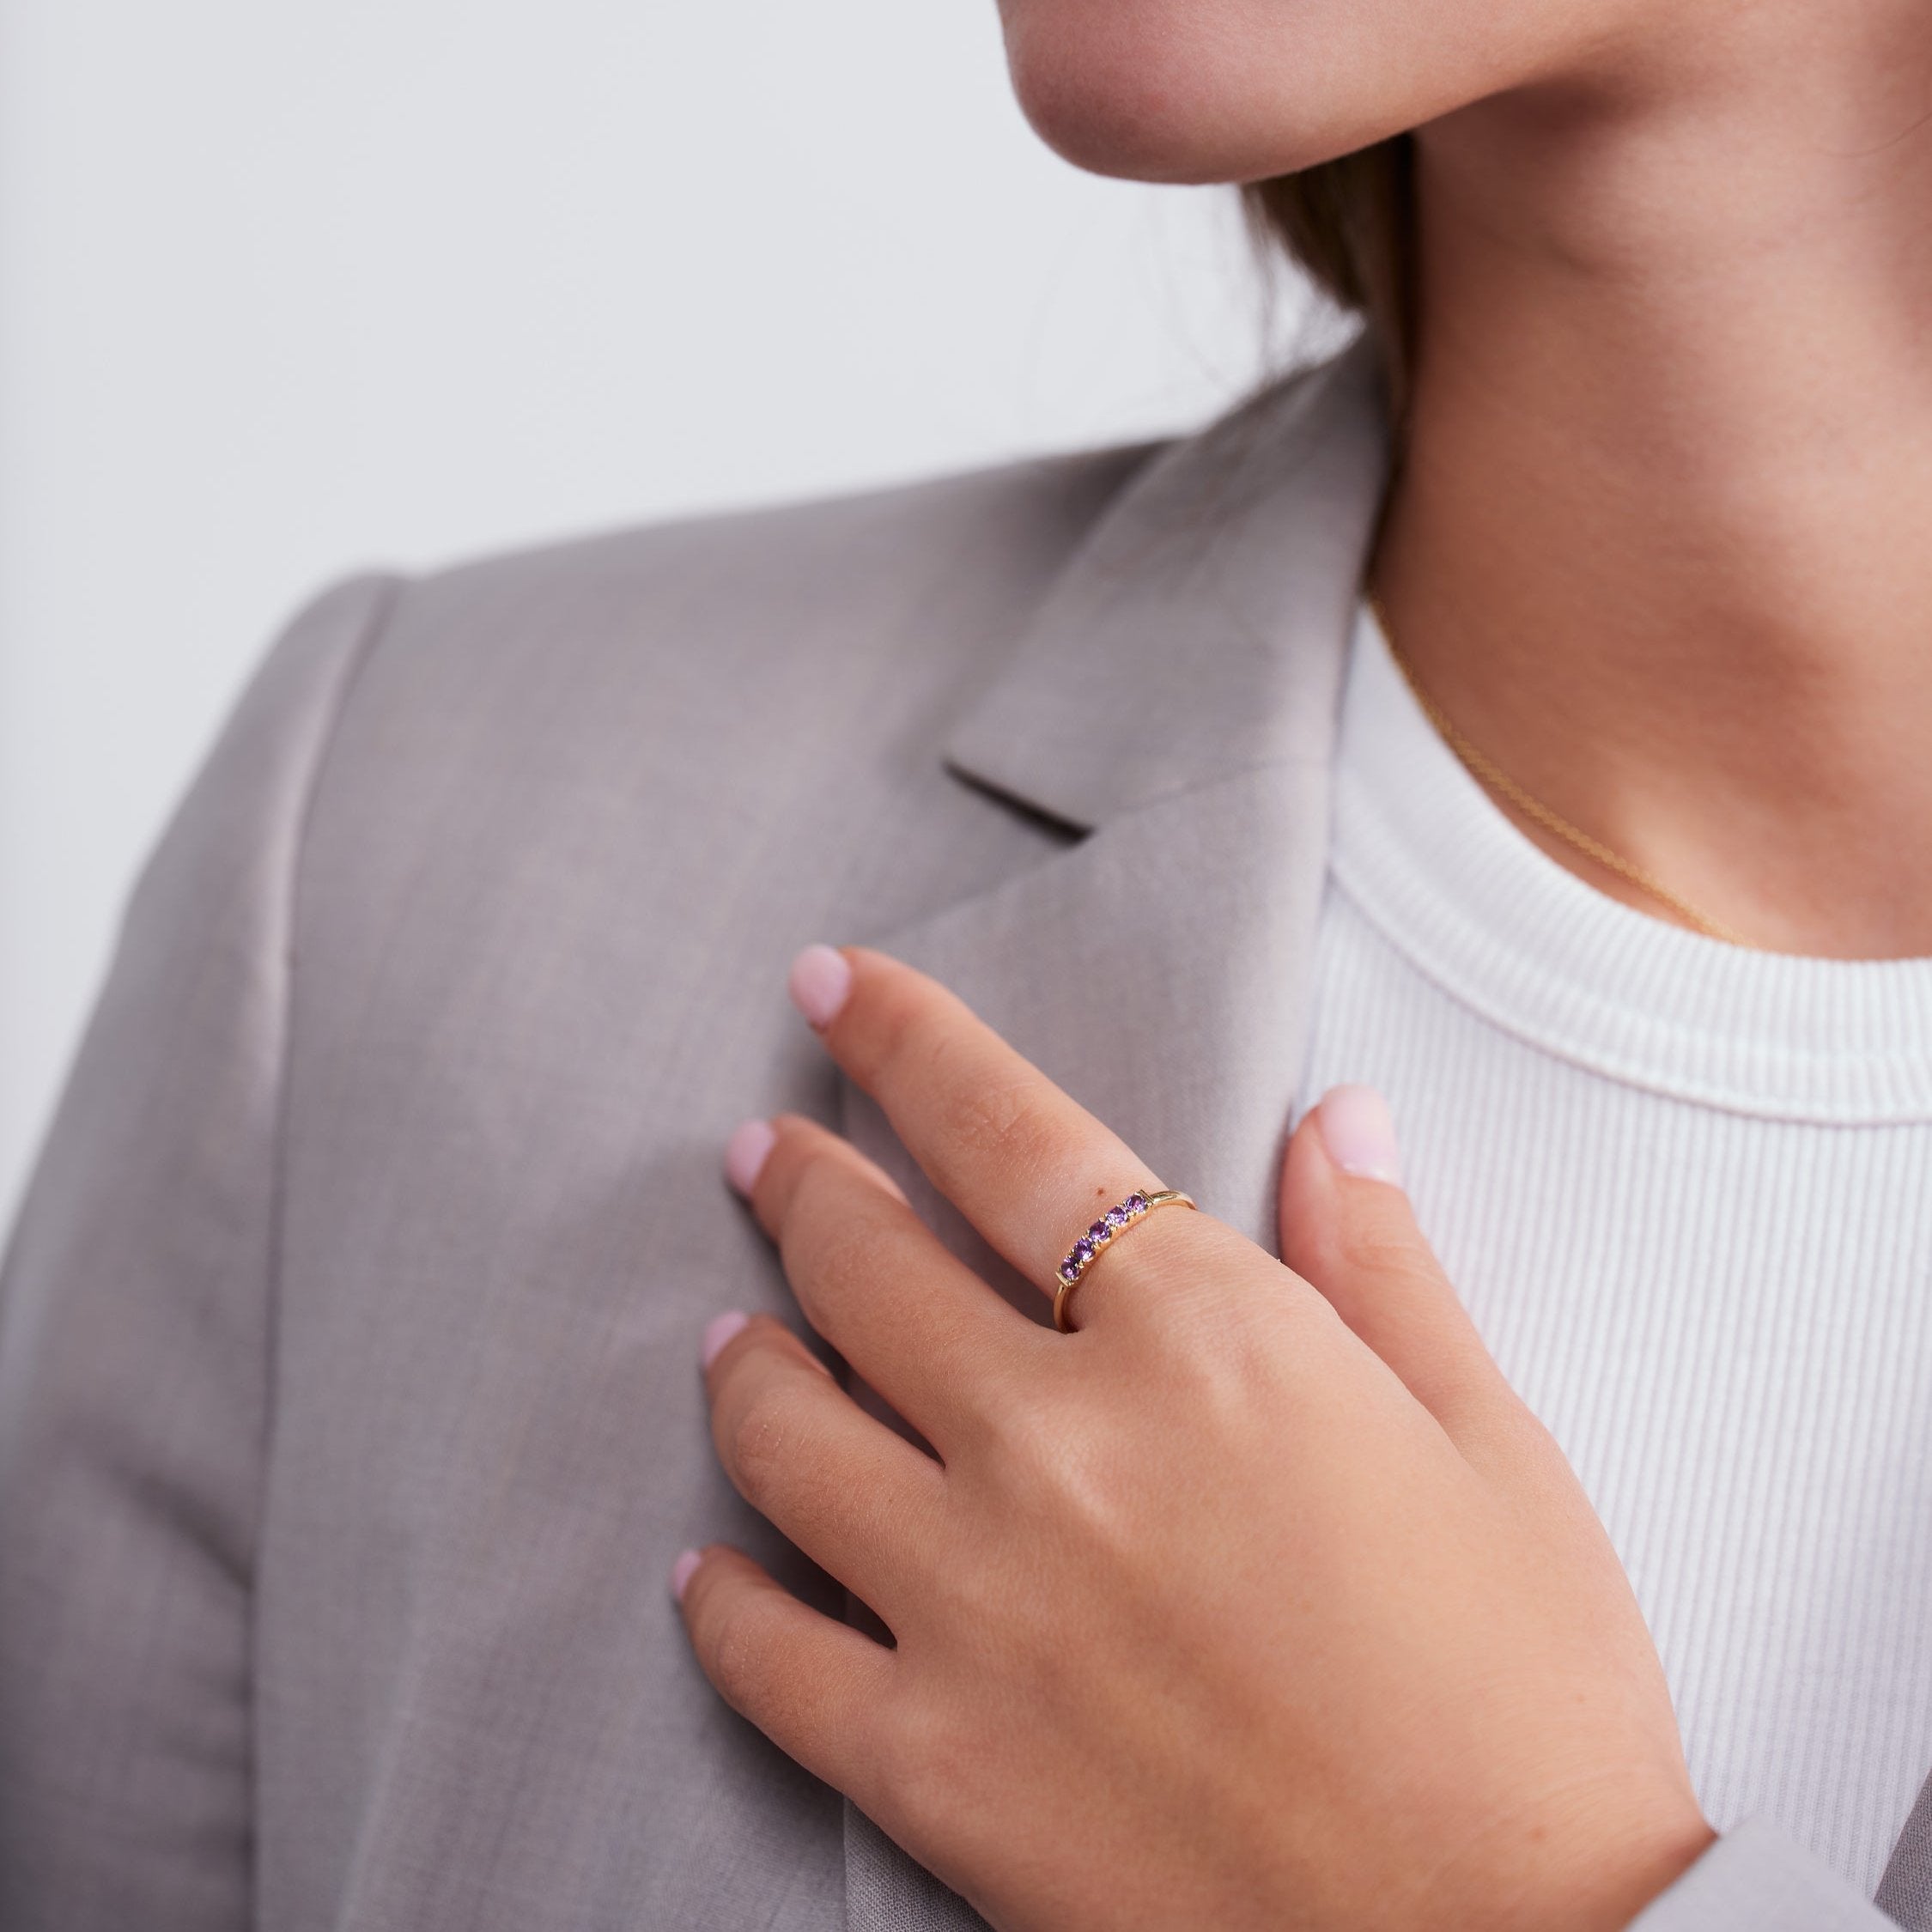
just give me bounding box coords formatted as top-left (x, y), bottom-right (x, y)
top-left (998, 3), bottom-right (1360, 185)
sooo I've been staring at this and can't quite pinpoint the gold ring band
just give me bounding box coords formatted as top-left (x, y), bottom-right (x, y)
top-left (1052, 1188), bottom-right (1197, 1333)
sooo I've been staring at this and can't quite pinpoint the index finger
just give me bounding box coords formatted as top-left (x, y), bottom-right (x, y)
top-left (787, 944), bottom-right (1203, 1311)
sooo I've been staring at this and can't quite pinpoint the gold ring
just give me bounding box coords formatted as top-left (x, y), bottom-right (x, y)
top-left (1052, 1188), bottom-right (1197, 1333)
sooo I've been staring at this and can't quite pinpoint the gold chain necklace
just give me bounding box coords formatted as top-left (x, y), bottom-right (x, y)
top-left (1369, 598), bottom-right (1746, 946)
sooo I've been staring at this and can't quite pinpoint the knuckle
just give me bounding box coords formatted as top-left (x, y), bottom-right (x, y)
top-left (1109, 1205), bottom-right (1203, 1286)
top-left (778, 1148), bottom-right (914, 1307)
top-left (775, 1151), bottom-right (833, 1248)
top-left (965, 1370), bottom-right (1057, 1467)
top-left (1352, 1226), bottom-right (1442, 1286)
top-left (784, 1157), bottom-right (872, 1270)
top-left (706, 1592), bottom-right (779, 1712)
top-left (939, 1073), bottom-right (1036, 1163)
top-left (848, 966), bottom-right (932, 1085)
top-left (725, 1377), bottom-right (804, 1507)
top-left (865, 978), bottom-right (989, 1117)
top-left (1093, 1212), bottom-right (1242, 1338)
top-left (872, 1696), bottom-right (975, 1842)
top-left (972, 1378), bottom-right (1123, 1535)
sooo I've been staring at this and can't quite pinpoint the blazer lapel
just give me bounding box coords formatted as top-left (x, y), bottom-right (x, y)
top-left (835, 337), bottom-right (1390, 1929)
top-left (841, 754), bottom-right (1343, 1297)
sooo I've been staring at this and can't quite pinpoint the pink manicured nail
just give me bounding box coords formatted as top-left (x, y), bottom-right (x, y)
top-left (724, 1118), bottom-right (776, 1195)
top-left (702, 1310), bottom-right (750, 1370)
top-left (787, 945), bottom-right (853, 1030)
top-left (671, 1547), bottom-right (702, 1604)
top-left (1316, 1085), bottom-right (1404, 1185)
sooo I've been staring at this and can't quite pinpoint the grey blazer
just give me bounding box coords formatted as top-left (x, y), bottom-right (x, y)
top-left (2, 336), bottom-right (1928, 1932)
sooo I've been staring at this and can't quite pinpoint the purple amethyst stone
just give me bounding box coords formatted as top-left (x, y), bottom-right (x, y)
top-left (1087, 1219), bottom-right (1110, 1244)
top-left (1125, 1191), bottom-right (1149, 1214)
top-left (1072, 1236), bottom-right (1095, 1267)
top-left (1059, 1257), bottom-right (1081, 1284)
top-left (1104, 1205), bottom-right (1131, 1231)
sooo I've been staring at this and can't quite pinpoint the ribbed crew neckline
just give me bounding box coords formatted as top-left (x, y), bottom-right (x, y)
top-left (1331, 604), bottom-right (1932, 1123)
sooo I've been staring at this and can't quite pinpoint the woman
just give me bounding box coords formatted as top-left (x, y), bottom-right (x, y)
top-left (3, 0), bottom-right (1929, 1927)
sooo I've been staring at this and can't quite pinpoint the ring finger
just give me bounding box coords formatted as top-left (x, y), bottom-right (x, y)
top-left (795, 945), bottom-right (1205, 1325)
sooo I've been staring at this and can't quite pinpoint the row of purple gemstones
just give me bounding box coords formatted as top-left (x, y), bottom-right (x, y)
top-left (1058, 1192), bottom-right (1151, 1285)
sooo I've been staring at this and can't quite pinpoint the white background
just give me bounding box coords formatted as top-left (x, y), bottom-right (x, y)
top-left (0, 0), bottom-right (1322, 1226)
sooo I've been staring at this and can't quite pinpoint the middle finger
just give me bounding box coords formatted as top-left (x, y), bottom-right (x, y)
top-left (744, 1114), bottom-right (1036, 1445)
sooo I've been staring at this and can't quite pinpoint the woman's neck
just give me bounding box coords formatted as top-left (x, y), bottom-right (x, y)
top-left (1373, 3), bottom-right (1932, 957)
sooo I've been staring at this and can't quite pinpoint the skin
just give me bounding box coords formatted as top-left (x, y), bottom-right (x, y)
top-left (1007, 0), bottom-right (1932, 957)
top-left (678, 948), bottom-right (1712, 1930)
top-left (677, 3), bottom-right (1932, 1917)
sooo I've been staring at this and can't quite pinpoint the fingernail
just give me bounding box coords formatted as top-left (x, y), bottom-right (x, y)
top-left (787, 945), bottom-right (853, 1030)
top-left (1316, 1084), bottom-right (1404, 1185)
top-left (671, 1547), bottom-right (703, 1604)
top-left (724, 1118), bottom-right (776, 1195)
top-left (702, 1310), bottom-right (750, 1370)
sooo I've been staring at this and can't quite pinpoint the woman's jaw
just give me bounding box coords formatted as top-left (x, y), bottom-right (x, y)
top-left (993, 0), bottom-right (1671, 185)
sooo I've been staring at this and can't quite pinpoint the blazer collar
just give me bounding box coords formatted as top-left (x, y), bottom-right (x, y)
top-left (944, 331), bottom-right (1391, 833)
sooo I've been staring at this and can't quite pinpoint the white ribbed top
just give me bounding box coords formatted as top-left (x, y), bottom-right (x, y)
top-left (1294, 605), bottom-right (1932, 1895)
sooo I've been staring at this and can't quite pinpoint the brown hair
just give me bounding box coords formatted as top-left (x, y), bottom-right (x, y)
top-left (1243, 135), bottom-right (1416, 422)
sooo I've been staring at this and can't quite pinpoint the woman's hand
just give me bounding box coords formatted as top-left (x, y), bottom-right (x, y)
top-left (675, 945), bottom-right (1713, 1932)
